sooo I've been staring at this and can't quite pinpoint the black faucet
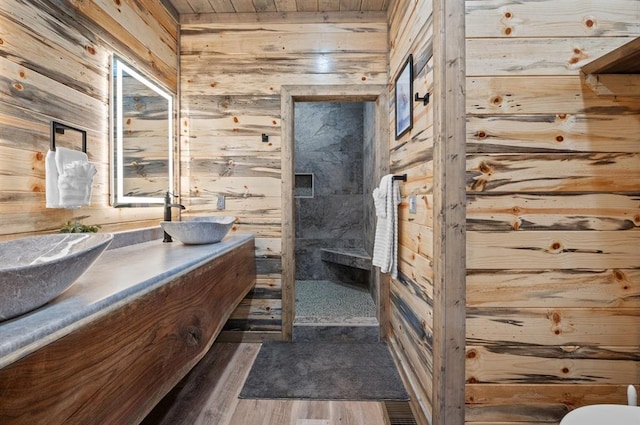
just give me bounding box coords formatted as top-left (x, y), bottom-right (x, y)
top-left (163, 191), bottom-right (185, 243)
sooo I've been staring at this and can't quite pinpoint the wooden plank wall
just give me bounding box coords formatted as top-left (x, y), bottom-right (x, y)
top-left (386, 1), bottom-right (435, 424)
top-left (179, 12), bottom-right (388, 339)
top-left (465, 1), bottom-right (640, 423)
top-left (0, 0), bottom-right (178, 240)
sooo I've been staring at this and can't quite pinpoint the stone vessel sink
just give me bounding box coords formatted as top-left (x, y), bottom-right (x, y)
top-left (0, 233), bottom-right (113, 321)
top-left (160, 216), bottom-right (235, 245)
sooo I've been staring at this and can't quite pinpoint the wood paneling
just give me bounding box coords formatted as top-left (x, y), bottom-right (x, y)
top-left (387, 1), bottom-right (436, 424)
top-left (0, 0), bottom-right (178, 239)
top-left (181, 13), bottom-right (388, 338)
top-left (171, 0), bottom-right (389, 14)
top-left (432, 0), bottom-right (467, 423)
top-left (465, 1), bottom-right (640, 423)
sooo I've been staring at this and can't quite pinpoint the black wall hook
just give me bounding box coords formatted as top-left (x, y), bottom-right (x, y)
top-left (415, 92), bottom-right (430, 105)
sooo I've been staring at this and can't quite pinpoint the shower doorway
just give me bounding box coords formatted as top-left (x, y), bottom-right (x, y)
top-left (280, 85), bottom-right (390, 341)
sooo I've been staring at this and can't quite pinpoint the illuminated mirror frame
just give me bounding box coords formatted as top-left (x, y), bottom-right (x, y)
top-left (111, 56), bottom-right (174, 206)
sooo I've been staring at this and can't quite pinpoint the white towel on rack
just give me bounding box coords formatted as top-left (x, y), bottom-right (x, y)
top-left (58, 160), bottom-right (97, 208)
top-left (46, 147), bottom-right (96, 209)
top-left (372, 174), bottom-right (401, 278)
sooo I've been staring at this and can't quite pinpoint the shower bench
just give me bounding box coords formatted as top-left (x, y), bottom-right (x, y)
top-left (320, 247), bottom-right (372, 270)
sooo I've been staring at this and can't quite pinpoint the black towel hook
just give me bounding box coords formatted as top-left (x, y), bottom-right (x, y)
top-left (415, 92), bottom-right (430, 105)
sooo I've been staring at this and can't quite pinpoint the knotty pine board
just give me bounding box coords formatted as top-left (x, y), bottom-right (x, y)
top-left (467, 268), bottom-right (640, 308)
top-left (466, 0), bottom-right (640, 38)
top-left (467, 114), bottom-right (640, 154)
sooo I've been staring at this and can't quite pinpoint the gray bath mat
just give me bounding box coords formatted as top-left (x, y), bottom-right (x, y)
top-left (239, 341), bottom-right (409, 400)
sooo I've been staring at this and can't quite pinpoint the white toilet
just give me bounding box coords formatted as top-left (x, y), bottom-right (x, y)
top-left (560, 385), bottom-right (640, 425)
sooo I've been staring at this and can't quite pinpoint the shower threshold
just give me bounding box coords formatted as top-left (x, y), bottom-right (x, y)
top-left (294, 280), bottom-right (379, 342)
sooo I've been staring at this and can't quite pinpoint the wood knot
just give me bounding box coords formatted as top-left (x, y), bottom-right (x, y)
top-left (233, 116), bottom-right (239, 123)
top-left (31, 184), bottom-right (44, 193)
top-left (633, 214), bottom-right (640, 225)
top-left (185, 327), bottom-right (202, 347)
top-left (556, 113), bottom-right (567, 120)
top-left (562, 367), bottom-right (570, 374)
top-left (550, 311), bottom-right (561, 324)
top-left (554, 328), bottom-right (561, 335)
top-left (466, 350), bottom-right (477, 359)
top-left (210, 82), bottom-right (217, 88)
top-left (0, 38), bottom-right (4, 44)
top-left (85, 45), bottom-right (96, 55)
top-left (613, 270), bottom-right (626, 281)
top-left (221, 101), bottom-right (229, 108)
top-left (272, 120), bottom-right (277, 125)
top-left (556, 135), bottom-right (564, 142)
top-left (584, 17), bottom-right (596, 28)
top-left (35, 151), bottom-right (44, 161)
top-left (504, 11), bottom-right (512, 19)
top-left (476, 131), bottom-right (487, 138)
top-left (490, 95), bottom-right (503, 105)
top-left (467, 376), bottom-right (478, 384)
top-left (361, 76), bottom-right (367, 81)
top-left (12, 82), bottom-right (24, 91)
top-left (478, 162), bottom-right (493, 175)
top-left (512, 220), bottom-right (521, 230)
top-left (551, 241), bottom-right (562, 251)
top-left (504, 27), bottom-right (513, 36)
top-left (19, 70), bottom-right (26, 78)
top-left (511, 206), bottom-right (521, 214)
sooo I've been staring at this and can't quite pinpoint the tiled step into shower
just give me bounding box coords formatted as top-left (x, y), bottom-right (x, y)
top-left (294, 279), bottom-right (379, 342)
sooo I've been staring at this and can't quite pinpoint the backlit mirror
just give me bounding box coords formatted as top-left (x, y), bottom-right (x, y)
top-left (111, 56), bottom-right (174, 206)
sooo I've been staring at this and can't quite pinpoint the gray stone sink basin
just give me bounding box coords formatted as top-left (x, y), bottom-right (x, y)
top-left (0, 233), bottom-right (113, 321)
top-left (160, 216), bottom-right (235, 245)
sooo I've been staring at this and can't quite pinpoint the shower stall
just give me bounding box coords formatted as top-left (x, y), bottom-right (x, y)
top-left (293, 101), bottom-right (380, 341)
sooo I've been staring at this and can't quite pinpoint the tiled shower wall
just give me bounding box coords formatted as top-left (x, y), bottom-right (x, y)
top-left (294, 102), bottom-right (374, 284)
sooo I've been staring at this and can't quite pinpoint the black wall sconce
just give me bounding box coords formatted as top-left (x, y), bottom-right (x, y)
top-left (51, 121), bottom-right (87, 153)
top-left (415, 92), bottom-right (430, 105)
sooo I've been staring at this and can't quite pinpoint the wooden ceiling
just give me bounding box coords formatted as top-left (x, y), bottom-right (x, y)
top-left (167, 0), bottom-right (390, 15)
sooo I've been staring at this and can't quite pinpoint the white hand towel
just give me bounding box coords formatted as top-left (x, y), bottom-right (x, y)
top-left (58, 160), bottom-right (97, 208)
top-left (52, 147), bottom-right (96, 209)
top-left (45, 150), bottom-right (60, 208)
top-left (55, 146), bottom-right (88, 173)
top-left (372, 174), bottom-right (401, 278)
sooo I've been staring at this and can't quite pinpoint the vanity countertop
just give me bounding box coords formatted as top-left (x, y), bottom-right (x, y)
top-left (0, 233), bottom-right (254, 369)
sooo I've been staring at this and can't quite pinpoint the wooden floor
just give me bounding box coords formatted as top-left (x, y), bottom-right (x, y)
top-left (142, 342), bottom-right (390, 425)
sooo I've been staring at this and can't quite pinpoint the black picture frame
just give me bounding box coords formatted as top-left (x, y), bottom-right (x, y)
top-left (394, 54), bottom-right (413, 139)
